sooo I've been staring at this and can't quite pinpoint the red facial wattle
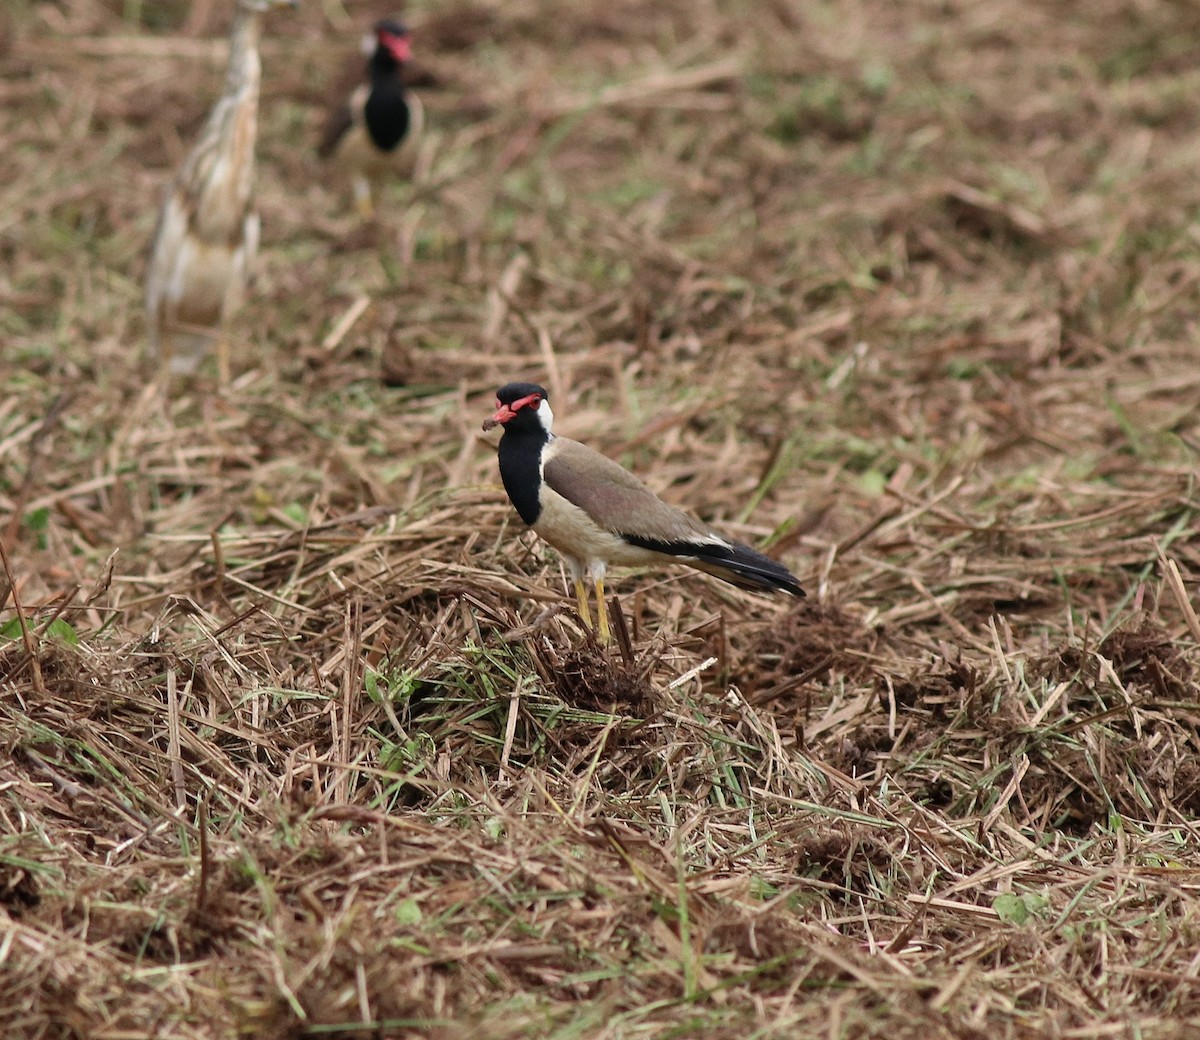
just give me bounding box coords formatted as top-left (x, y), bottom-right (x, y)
top-left (378, 31), bottom-right (411, 63)
top-left (482, 392), bottom-right (541, 431)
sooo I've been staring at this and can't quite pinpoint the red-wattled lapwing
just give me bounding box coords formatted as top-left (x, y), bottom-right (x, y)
top-left (318, 18), bottom-right (423, 218)
top-left (483, 382), bottom-right (805, 641)
top-left (145, 0), bottom-right (297, 389)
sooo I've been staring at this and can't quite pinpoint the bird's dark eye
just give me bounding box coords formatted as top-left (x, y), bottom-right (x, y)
top-left (530, 398), bottom-right (540, 410)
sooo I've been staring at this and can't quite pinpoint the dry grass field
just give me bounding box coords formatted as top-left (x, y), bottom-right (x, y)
top-left (4, 0), bottom-right (1200, 1036)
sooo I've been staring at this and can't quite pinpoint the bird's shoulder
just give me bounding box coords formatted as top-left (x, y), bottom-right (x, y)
top-left (543, 437), bottom-right (650, 493)
top-left (318, 85), bottom-right (368, 157)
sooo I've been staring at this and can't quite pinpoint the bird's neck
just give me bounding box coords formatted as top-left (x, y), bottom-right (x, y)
top-left (190, 6), bottom-right (263, 234)
top-left (497, 428), bottom-right (550, 527)
top-left (363, 74), bottom-right (412, 150)
top-left (368, 52), bottom-right (404, 85)
top-left (226, 8), bottom-right (264, 95)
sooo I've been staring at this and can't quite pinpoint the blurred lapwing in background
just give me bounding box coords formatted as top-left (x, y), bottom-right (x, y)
top-left (318, 18), bottom-right (423, 219)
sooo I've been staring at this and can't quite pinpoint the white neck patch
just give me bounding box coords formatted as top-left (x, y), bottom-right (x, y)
top-left (536, 399), bottom-right (555, 436)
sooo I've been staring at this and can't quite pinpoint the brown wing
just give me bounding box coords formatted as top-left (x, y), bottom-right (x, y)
top-left (542, 438), bottom-right (722, 546)
top-left (543, 437), bottom-right (805, 596)
top-left (318, 42), bottom-right (369, 159)
top-left (318, 101), bottom-right (355, 158)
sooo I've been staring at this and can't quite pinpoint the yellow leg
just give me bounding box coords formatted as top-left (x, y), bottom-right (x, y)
top-left (353, 176), bottom-right (374, 220)
top-left (594, 577), bottom-right (610, 644)
top-left (573, 578), bottom-right (593, 629)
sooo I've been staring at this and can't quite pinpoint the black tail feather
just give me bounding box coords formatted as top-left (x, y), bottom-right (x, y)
top-left (622, 535), bottom-right (805, 597)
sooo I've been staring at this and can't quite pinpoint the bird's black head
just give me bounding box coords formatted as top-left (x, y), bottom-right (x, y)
top-left (372, 19), bottom-right (412, 65)
top-left (482, 382), bottom-right (552, 435)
